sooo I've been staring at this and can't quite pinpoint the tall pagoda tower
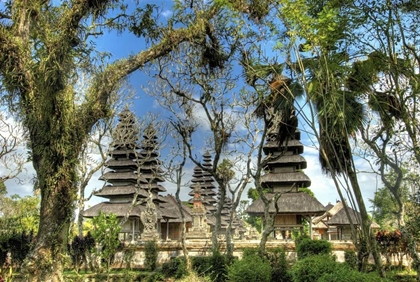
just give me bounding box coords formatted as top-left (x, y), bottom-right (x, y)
top-left (84, 109), bottom-right (174, 242)
top-left (246, 110), bottom-right (325, 239)
top-left (188, 152), bottom-right (217, 214)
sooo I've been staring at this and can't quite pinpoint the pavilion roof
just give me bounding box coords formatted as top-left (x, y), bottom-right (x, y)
top-left (246, 192), bottom-right (326, 215)
top-left (159, 194), bottom-right (192, 222)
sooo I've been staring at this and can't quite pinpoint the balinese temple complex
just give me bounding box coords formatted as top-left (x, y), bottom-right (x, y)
top-left (84, 108), bottom-right (371, 243)
top-left (84, 108), bottom-right (244, 242)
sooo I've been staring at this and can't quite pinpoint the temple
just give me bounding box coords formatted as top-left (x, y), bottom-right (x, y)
top-left (84, 108), bottom-right (370, 244)
top-left (245, 110), bottom-right (326, 239)
top-left (84, 108), bottom-right (192, 241)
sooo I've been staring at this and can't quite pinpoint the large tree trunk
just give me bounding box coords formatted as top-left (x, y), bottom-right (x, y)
top-left (25, 159), bottom-right (78, 282)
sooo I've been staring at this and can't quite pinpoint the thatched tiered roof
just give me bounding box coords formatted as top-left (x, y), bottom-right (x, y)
top-left (246, 111), bottom-right (325, 219)
top-left (246, 192), bottom-right (326, 215)
top-left (84, 110), bottom-right (169, 222)
top-left (188, 152), bottom-right (217, 214)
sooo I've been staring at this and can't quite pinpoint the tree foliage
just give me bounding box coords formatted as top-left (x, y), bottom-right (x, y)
top-left (0, 192), bottom-right (40, 234)
top-left (91, 212), bottom-right (122, 273)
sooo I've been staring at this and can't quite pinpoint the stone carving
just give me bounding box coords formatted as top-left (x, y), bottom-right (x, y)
top-left (140, 194), bottom-right (160, 240)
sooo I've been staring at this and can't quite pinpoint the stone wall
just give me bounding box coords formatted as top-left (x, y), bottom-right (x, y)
top-left (112, 239), bottom-right (359, 268)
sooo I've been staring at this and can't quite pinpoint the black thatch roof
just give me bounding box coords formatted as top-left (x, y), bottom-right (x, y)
top-left (137, 183), bottom-right (167, 192)
top-left (109, 149), bottom-right (139, 157)
top-left (94, 186), bottom-right (168, 203)
top-left (313, 201), bottom-right (380, 229)
top-left (261, 172), bottom-right (311, 187)
top-left (191, 176), bottom-right (215, 183)
top-left (160, 195), bottom-right (192, 222)
top-left (246, 192), bottom-right (326, 215)
top-left (328, 208), bottom-right (381, 229)
top-left (105, 159), bottom-right (138, 168)
top-left (95, 185), bottom-right (146, 197)
top-left (324, 207), bottom-right (361, 225)
top-left (263, 140), bottom-right (304, 154)
top-left (265, 155), bottom-right (307, 169)
top-left (99, 171), bottom-right (147, 182)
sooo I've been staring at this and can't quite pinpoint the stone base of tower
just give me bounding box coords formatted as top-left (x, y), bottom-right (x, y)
top-left (141, 231), bottom-right (161, 241)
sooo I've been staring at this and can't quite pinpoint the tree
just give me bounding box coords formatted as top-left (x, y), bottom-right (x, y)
top-left (370, 170), bottom-right (412, 230)
top-left (347, 2), bottom-right (420, 278)
top-left (91, 212), bottom-right (121, 275)
top-left (0, 1), bottom-right (232, 280)
top-left (163, 124), bottom-right (192, 271)
top-left (0, 190), bottom-right (40, 234)
top-left (0, 110), bottom-right (27, 185)
top-left (273, 0), bottom-right (385, 275)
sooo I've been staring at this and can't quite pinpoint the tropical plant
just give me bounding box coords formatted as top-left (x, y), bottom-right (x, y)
top-left (91, 212), bottom-right (122, 274)
top-left (144, 240), bottom-right (159, 271)
top-left (295, 238), bottom-right (332, 260)
top-left (227, 252), bottom-right (271, 282)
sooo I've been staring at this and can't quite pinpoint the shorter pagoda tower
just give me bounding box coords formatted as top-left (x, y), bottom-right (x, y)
top-left (246, 110), bottom-right (325, 239)
top-left (188, 152), bottom-right (218, 216)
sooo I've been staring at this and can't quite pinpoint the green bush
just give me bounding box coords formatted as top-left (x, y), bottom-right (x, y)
top-left (318, 262), bottom-right (393, 282)
top-left (161, 257), bottom-right (188, 279)
top-left (292, 254), bottom-right (337, 282)
top-left (144, 271), bottom-right (166, 282)
top-left (228, 253), bottom-right (272, 282)
top-left (208, 250), bottom-right (228, 282)
top-left (267, 247), bottom-right (292, 282)
top-left (294, 233), bottom-right (311, 247)
top-left (344, 250), bottom-right (357, 270)
top-left (191, 256), bottom-right (212, 276)
top-left (242, 247), bottom-right (261, 257)
top-left (296, 238), bottom-right (332, 259)
top-left (144, 240), bottom-right (159, 271)
top-left (0, 231), bottom-right (34, 267)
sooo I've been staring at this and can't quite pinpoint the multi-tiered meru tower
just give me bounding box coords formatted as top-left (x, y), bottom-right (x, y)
top-left (246, 111), bottom-right (325, 239)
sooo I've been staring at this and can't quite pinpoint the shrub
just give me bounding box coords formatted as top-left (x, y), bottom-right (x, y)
top-left (228, 253), bottom-right (272, 282)
top-left (191, 256), bottom-right (212, 276)
top-left (208, 250), bottom-right (228, 282)
top-left (292, 254), bottom-right (337, 282)
top-left (144, 240), bottom-right (159, 271)
top-left (267, 247), bottom-right (292, 282)
top-left (161, 257), bottom-right (188, 279)
top-left (344, 250), bottom-right (357, 270)
top-left (144, 271), bottom-right (166, 282)
top-left (296, 238), bottom-right (332, 259)
top-left (68, 232), bottom-right (95, 273)
top-left (294, 233), bottom-right (311, 247)
top-left (91, 212), bottom-right (122, 272)
top-left (242, 247), bottom-right (261, 258)
top-left (0, 231), bottom-right (34, 267)
top-left (318, 263), bottom-right (392, 282)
